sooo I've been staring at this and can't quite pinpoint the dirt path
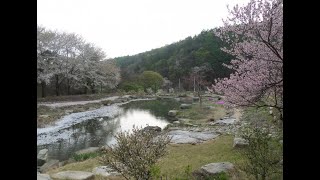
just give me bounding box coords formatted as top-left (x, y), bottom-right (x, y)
top-left (38, 96), bottom-right (120, 108)
top-left (231, 108), bottom-right (243, 120)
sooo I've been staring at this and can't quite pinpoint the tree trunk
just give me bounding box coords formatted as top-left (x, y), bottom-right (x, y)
top-left (193, 76), bottom-right (195, 92)
top-left (55, 75), bottom-right (60, 96)
top-left (41, 81), bottom-right (46, 98)
top-left (198, 80), bottom-right (202, 107)
top-left (91, 84), bottom-right (96, 94)
top-left (67, 79), bottom-right (71, 95)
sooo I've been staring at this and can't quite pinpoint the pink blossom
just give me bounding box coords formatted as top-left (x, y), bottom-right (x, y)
top-left (211, 0), bottom-right (283, 120)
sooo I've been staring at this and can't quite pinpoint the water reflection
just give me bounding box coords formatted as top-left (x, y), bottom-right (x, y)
top-left (37, 99), bottom-right (180, 161)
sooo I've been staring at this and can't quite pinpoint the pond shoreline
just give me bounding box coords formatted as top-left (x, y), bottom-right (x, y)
top-left (37, 97), bottom-right (156, 146)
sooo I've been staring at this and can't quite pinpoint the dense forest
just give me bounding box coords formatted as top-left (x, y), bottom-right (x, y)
top-left (115, 29), bottom-right (234, 91)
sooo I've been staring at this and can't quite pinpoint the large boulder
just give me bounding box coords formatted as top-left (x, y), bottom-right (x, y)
top-left (233, 137), bottom-right (249, 148)
top-left (51, 171), bottom-right (94, 180)
top-left (180, 104), bottom-right (192, 109)
top-left (75, 147), bottom-right (100, 155)
top-left (169, 130), bottom-right (219, 144)
top-left (37, 149), bottom-right (48, 166)
top-left (92, 166), bottom-right (121, 177)
top-left (37, 174), bottom-right (52, 180)
top-left (168, 110), bottom-right (178, 117)
top-left (40, 159), bottom-right (59, 173)
top-left (193, 162), bottom-right (235, 178)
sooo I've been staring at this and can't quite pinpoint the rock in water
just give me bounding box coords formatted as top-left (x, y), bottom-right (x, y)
top-left (142, 126), bottom-right (161, 133)
top-left (51, 171), bottom-right (94, 180)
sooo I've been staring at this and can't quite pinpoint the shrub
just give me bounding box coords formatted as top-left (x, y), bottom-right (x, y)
top-left (100, 127), bottom-right (171, 180)
top-left (120, 82), bottom-right (144, 93)
top-left (146, 88), bottom-right (154, 95)
top-left (72, 152), bottom-right (99, 162)
top-left (238, 124), bottom-right (283, 180)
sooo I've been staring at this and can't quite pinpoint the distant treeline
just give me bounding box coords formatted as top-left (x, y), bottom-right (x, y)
top-left (115, 29), bottom-right (234, 91)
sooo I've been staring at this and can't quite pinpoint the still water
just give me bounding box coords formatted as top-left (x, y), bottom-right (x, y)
top-left (37, 99), bottom-right (180, 161)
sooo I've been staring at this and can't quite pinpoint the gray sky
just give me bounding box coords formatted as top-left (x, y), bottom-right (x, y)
top-left (37, 0), bottom-right (249, 58)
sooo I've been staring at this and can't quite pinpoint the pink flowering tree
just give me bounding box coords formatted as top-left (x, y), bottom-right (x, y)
top-left (212, 0), bottom-right (283, 120)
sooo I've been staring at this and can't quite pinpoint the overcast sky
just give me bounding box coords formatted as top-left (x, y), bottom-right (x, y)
top-left (37, 0), bottom-right (249, 58)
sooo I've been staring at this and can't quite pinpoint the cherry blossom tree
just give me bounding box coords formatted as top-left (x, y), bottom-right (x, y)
top-left (37, 26), bottom-right (60, 97)
top-left (212, 0), bottom-right (283, 120)
top-left (37, 26), bottom-right (121, 96)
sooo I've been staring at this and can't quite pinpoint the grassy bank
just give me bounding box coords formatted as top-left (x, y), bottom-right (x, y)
top-left (47, 135), bottom-right (249, 179)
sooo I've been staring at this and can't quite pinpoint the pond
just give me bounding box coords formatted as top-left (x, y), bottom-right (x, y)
top-left (37, 99), bottom-right (180, 162)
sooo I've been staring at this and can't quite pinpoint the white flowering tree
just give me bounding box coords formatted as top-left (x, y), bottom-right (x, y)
top-left (37, 26), bottom-right (121, 96)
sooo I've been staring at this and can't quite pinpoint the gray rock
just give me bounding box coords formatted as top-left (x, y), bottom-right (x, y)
top-left (211, 118), bottom-right (237, 126)
top-left (194, 162), bottom-right (235, 177)
top-left (37, 149), bottom-right (48, 166)
top-left (40, 159), bottom-right (59, 173)
top-left (88, 107), bottom-right (95, 111)
top-left (65, 109), bottom-right (74, 114)
top-left (173, 121), bottom-right (180, 124)
top-left (39, 115), bottom-right (50, 118)
top-left (184, 123), bottom-right (198, 127)
top-left (143, 126), bottom-right (161, 132)
top-left (193, 97), bottom-right (200, 101)
top-left (178, 118), bottom-right (190, 123)
top-left (168, 110), bottom-right (178, 117)
top-left (75, 147), bottom-right (100, 155)
top-left (174, 98), bottom-right (180, 101)
top-left (180, 97), bottom-right (193, 103)
top-left (59, 160), bottom-right (67, 167)
top-left (233, 137), bottom-right (249, 148)
top-left (37, 174), bottom-right (52, 180)
top-left (180, 104), bottom-right (192, 109)
top-left (169, 130), bottom-right (219, 144)
top-left (92, 166), bottom-right (121, 177)
top-left (203, 106), bottom-right (214, 110)
top-left (51, 171), bottom-right (94, 180)
top-left (113, 99), bottom-right (123, 103)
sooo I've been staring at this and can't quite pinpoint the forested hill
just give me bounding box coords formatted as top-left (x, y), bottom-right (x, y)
top-left (115, 29), bottom-right (234, 89)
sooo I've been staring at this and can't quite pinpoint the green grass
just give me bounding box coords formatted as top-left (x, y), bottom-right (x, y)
top-left (72, 152), bottom-right (100, 162)
top-left (37, 93), bottom-right (117, 103)
top-left (47, 135), bottom-right (247, 179)
top-left (177, 99), bottom-right (226, 125)
top-left (156, 135), bottom-right (247, 179)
